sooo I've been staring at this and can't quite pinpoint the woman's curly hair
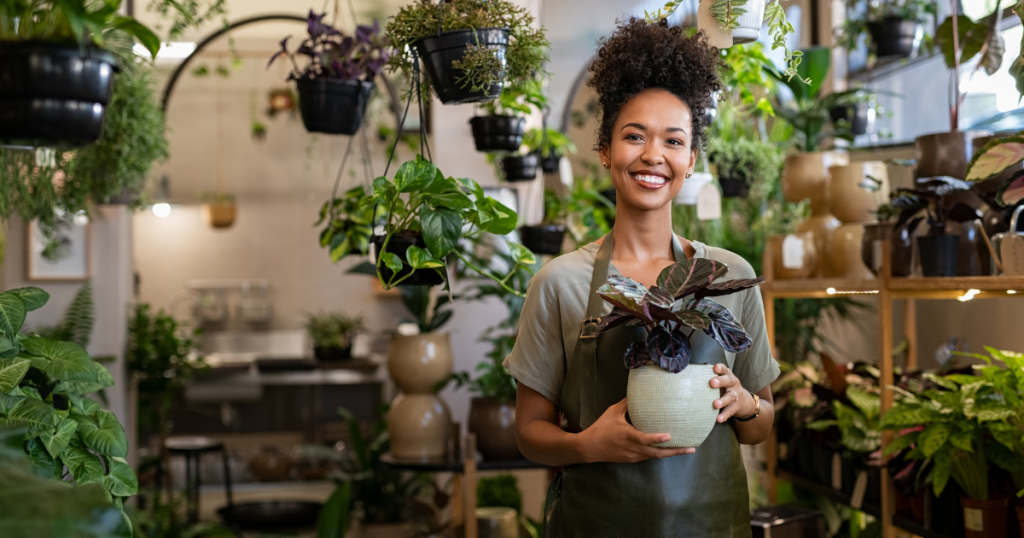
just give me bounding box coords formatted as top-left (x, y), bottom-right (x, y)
top-left (588, 18), bottom-right (723, 155)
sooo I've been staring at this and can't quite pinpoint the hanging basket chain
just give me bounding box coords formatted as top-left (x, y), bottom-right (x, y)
top-left (326, 134), bottom-right (357, 222)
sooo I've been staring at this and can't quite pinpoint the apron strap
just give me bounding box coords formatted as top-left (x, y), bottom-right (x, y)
top-left (578, 235), bottom-right (614, 428)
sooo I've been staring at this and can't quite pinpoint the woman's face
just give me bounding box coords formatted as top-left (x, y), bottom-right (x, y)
top-left (599, 88), bottom-right (697, 213)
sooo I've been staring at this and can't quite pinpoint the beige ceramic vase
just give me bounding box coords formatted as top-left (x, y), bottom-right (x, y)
top-left (388, 333), bottom-right (453, 394)
top-left (782, 152), bottom-right (849, 212)
top-left (828, 162), bottom-right (889, 223)
top-left (768, 233), bottom-right (818, 279)
top-left (796, 215), bottom-right (841, 277)
top-left (829, 224), bottom-right (875, 280)
top-left (388, 394), bottom-right (451, 460)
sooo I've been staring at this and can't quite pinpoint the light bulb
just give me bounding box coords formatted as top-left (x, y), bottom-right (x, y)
top-left (152, 203), bottom-right (171, 218)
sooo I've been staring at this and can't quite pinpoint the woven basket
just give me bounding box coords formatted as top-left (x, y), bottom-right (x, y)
top-left (626, 364), bottom-right (720, 448)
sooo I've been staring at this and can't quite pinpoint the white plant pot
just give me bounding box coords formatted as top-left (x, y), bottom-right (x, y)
top-left (733, 0), bottom-right (766, 44)
top-left (626, 364), bottom-right (719, 448)
top-left (697, 0), bottom-right (734, 48)
top-left (674, 172), bottom-right (714, 205)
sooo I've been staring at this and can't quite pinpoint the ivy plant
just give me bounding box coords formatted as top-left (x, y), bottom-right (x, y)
top-left (0, 287), bottom-right (137, 512)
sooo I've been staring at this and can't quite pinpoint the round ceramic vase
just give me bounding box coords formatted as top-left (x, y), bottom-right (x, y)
top-left (388, 333), bottom-right (453, 394)
top-left (782, 152), bottom-right (849, 213)
top-left (797, 214), bottom-right (841, 277)
top-left (768, 233), bottom-right (818, 279)
top-left (829, 162), bottom-right (889, 223)
top-left (828, 224), bottom-right (875, 279)
top-left (388, 394), bottom-right (451, 460)
top-left (626, 364), bottom-right (719, 448)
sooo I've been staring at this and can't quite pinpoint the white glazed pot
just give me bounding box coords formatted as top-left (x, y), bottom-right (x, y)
top-left (626, 364), bottom-right (719, 448)
top-left (733, 0), bottom-right (767, 44)
top-left (674, 171), bottom-right (714, 205)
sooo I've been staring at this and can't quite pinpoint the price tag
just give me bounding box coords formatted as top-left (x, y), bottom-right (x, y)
top-left (696, 184), bottom-right (721, 221)
top-left (850, 470), bottom-right (868, 509)
top-left (34, 148), bottom-right (55, 168)
top-left (832, 453), bottom-right (843, 491)
top-left (964, 507), bottom-right (985, 531)
top-left (782, 235), bottom-right (805, 269)
top-left (1000, 235), bottom-right (1024, 275)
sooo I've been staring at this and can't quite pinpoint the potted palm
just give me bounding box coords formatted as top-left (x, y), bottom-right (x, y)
top-left (268, 11), bottom-right (389, 135)
top-left (307, 312), bottom-right (363, 361)
top-left (595, 258), bottom-right (763, 446)
top-left (519, 189), bottom-right (568, 255)
top-left (385, 0), bottom-right (548, 105)
top-left (834, 0), bottom-right (935, 59)
top-left (523, 127), bottom-right (577, 173)
top-left (0, 0), bottom-right (159, 147)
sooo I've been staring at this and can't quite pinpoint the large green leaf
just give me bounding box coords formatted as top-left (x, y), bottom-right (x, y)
top-left (113, 16), bottom-right (160, 59)
top-left (880, 405), bottom-right (933, 429)
top-left (61, 440), bottom-right (106, 486)
top-left (26, 438), bottom-right (55, 479)
top-left (22, 338), bottom-right (97, 382)
top-left (8, 397), bottom-right (58, 434)
top-left (419, 206), bottom-right (462, 259)
top-left (919, 423), bottom-right (951, 458)
top-left (0, 357), bottom-right (30, 392)
top-left (0, 334), bottom-right (19, 359)
top-left (40, 417), bottom-right (78, 458)
top-left (68, 394), bottom-right (100, 415)
top-left (75, 410), bottom-right (128, 457)
top-left (5, 287), bottom-right (49, 312)
top-left (56, 361), bottom-right (114, 395)
top-left (936, 15), bottom-right (990, 69)
top-left (103, 457), bottom-right (138, 497)
top-left (846, 386), bottom-right (880, 420)
top-left (316, 482), bottom-right (351, 538)
top-left (480, 198), bottom-right (518, 235)
top-left (0, 293), bottom-right (26, 336)
top-left (394, 157), bottom-right (438, 193)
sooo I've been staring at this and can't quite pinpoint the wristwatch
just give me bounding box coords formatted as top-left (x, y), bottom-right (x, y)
top-left (734, 391), bottom-right (761, 422)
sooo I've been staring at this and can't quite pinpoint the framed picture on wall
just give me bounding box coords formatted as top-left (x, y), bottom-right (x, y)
top-left (26, 219), bottom-right (90, 281)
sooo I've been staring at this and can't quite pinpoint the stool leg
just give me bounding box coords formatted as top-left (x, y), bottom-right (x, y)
top-left (221, 449), bottom-right (233, 507)
top-left (193, 453), bottom-right (202, 524)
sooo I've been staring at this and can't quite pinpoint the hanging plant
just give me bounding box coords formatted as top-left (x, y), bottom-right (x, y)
top-left (834, 0), bottom-right (936, 59)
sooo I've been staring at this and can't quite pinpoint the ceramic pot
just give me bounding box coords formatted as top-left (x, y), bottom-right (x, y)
top-left (468, 397), bottom-right (521, 461)
top-left (947, 220), bottom-right (990, 276)
top-left (314, 345), bottom-right (352, 361)
top-left (829, 224), bottom-right (875, 280)
top-left (862, 222), bottom-right (915, 277)
top-left (914, 130), bottom-right (992, 180)
top-left (388, 333), bottom-right (453, 394)
top-left (768, 234), bottom-right (818, 279)
top-left (626, 364), bottom-right (718, 448)
top-left (249, 448), bottom-right (292, 482)
top-left (540, 152), bottom-right (561, 173)
top-left (415, 28), bottom-right (508, 105)
top-left (867, 18), bottom-right (922, 58)
top-left (675, 172), bottom-right (714, 204)
top-left (388, 394), bottom-right (450, 460)
top-left (829, 162), bottom-right (889, 223)
top-left (203, 202), bottom-right (236, 229)
top-left (782, 152), bottom-right (849, 213)
top-left (960, 496), bottom-right (1009, 538)
top-left (732, 0), bottom-right (766, 43)
top-left (918, 235), bottom-right (960, 277)
top-left (296, 78), bottom-right (373, 135)
top-left (797, 215), bottom-right (842, 277)
top-left (477, 507), bottom-right (519, 538)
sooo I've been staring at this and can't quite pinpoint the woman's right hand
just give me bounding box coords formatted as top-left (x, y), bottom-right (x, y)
top-left (576, 398), bottom-right (696, 463)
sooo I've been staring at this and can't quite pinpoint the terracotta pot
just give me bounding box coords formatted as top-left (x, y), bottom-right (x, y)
top-left (960, 496), bottom-right (1009, 538)
top-left (388, 333), bottom-right (453, 394)
top-left (782, 152), bottom-right (849, 213)
top-left (249, 448), bottom-right (292, 482)
top-left (914, 130), bottom-right (992, 180)
top-left (797, 215), bottom-right (841, 277)
top-left (829, 162), bottom-right (889, 223)
top-left (203, 202), bottom-right (236, 229)
top-left (468, 397), bottom-right (521, 460)
top-left (477, 507), bottom-right (519, 538)
top-left (768, 234), bottom-right (818, 279)
top-left (388, 394), bottom-right (450, 460)
top-left (862, 222), bottom-right (915, 277)
top-left (348, 523), bottom-right (412, 538)
top-left (829, 224), bottom-right (875, 280)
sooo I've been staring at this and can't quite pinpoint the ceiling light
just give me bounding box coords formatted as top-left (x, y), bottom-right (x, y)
top-left (152, 203), bottom-right (171, 218)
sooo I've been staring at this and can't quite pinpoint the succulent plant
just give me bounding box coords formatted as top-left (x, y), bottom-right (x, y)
top-left (596, 258), bottom-right (763, 373)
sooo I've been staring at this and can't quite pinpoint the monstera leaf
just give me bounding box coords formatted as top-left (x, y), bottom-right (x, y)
top-left (657, 259), bottom-right (729, 299)
top-left (696, 299), bottom-right (754, 353)
top-left (646, 326), bottom-right (691, 373)
top-left (624, 341), bottom-right (653, 369)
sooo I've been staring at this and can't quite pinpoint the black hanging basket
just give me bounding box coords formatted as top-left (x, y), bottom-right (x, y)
top-left (414, 27), bottom-right (509, 105)
top-left (867, 18), bottom-right (921, 58)
top-left (830, 102), bottom-right (871, 136)
top-left (719, 177), bottom-right (750, 198)
top-left (520, 224), bottom-right (566, 255)
top-left (0, 42), bottom-right (117, 147)
top-left (470, 115), bottom-right (524, 152)
top-left (540, 151), bottom-right (561, 173)
top-left (296, 78), bottom-right (373, 135)
top-left (500, 153), bottom-right (539, 182)
top-left (372, 234), bottom-right (445, 287)
top-left (918, 234), bottom-right (959, 277)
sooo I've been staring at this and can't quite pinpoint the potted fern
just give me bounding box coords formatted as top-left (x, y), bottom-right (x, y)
top-left (268, 11), bottom-right (389, 135)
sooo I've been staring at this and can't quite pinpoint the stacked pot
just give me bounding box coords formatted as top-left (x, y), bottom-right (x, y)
top-left (780, 152), bottom-right (849, 277)
top-left (387, 333), bottom-right (453, 461)
top-left (827, 162), bottom-right (889, 279)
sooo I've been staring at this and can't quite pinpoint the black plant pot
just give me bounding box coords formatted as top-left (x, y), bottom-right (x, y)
top-left (296, 78), bottom-right (373, 135)
top-left (719, 177), bottom-right (750, 198)
top-left (314, 346), bottom-right (352, 361)
top-left (797, 439), bottom-right (816, 480)
top-left (918, 234), bottom-right (960, 277)
top-left (470, 115), bottom-right (524, 152)
top-left (520, 224), bottom-right (566, 255)
top-left (867, 18), bottom-right (922, 58)
top-left (414, 28), bottom-right (509, 105)
top-left (540, 152), bottom-right (561, 173)
top-left (864, 465), bottom-right (881, 506)
top-left (841, 455), bottom-right (857, 495)
top-left (500, 154), bottom-right (539, 182)
top-left (780, 440), bottom-right (802, 474)
top-left (371, 234), bottom-right (445, 287)
top-left (810, 445), bottom-right (835, 486)
top-left (0, 42), bottom-right (118, 147)
top-left (830, 102), bottom-right (871, 136)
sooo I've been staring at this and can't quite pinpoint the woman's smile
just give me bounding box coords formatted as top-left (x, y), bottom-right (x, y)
top-left (630, 170), bottom-right (671, 189)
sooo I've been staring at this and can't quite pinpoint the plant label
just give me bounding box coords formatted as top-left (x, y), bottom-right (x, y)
top-left (35, 148), bottom-right (55, 168)
top-left (696, 184), bottom-right (721, 221)
top-left (963, 507), bottom-right (984, 531)
top-left (559, 156), bottom-right (574, 188)
top-left (782, 235), bottom-right (805, 269)
top-left (871, 240), bottom-right (884, 272)
top-left (850, 470), bottom-right (868, 509)
top-left (831, 452), bottom-right (842, 491)
top-left (1000, 235), bottom-right (1024, 275)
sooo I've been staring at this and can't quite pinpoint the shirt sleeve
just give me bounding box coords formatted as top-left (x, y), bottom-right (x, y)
top-left (731, 285), bottom-right (780, 393)
top-left (503, 265), bottom-right (566, 405)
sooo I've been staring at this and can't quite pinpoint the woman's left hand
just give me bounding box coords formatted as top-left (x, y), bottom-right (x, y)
top-left (710, 364), bottom-right (755, 423)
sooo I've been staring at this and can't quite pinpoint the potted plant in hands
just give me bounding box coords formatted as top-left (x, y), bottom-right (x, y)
top-left (269, 11), bottom-right (389, 135)
top-left (307, 312), bottom-right (364, 361)
top-left (834, 0), bottom-right (935, 59)
top-left (892, 177), bottom-right (981, 276)
top-left (523, 126), bottom-right (577, 173)
top-left (594, 258), bottom-right (764, 446)
top-left (708, 136), bottom-right (784, 198)
top-left (471, 78), bottom-right (547, 153)
top-left (0, 0), bottom-right (159, 146)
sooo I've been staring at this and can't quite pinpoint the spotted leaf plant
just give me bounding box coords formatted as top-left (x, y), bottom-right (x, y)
top-left (596, 258), bottom-right (764, 373)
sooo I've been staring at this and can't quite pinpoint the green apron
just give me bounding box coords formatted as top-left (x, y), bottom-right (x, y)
top-left (547, 234), bottom-right (752, 538)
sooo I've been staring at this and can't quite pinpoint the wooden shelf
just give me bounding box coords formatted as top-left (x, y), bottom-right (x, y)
top-left (888, 275), bottom-right (1024, 299)
top-left (892, 515), bottom-right (958, 538)
top-left (777, 470), bottom-right (882, 519)
top-left (761, 278), bottom-right (879, 298)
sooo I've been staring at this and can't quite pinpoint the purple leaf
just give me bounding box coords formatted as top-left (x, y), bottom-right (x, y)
top-left (643, 285), bottom-right (674, 309)
top-left (596, 307), bottom-right (633, 334)
top-left (599, 278), bottom-right (653, 325)
top-left (307, 10), bottom-right (328, 39)
top-left (693, 277), bottom-right (765, 301)
top-left (657, 259), bottom-right (729, 299)
top-left (356, 23), bottom-right (374, 43)
top-left (670, 308), bottom-right (712, 330)
top-left (624, 341), bottom-right (652, 369)
top-left (646, 326), bottom-right (691, 373)
top-left (695, 299), bottom-right (753, 353)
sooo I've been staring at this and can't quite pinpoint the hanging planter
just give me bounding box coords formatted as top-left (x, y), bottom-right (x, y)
top-left (731, 0), bottom-right (767, 44)
top-left (499, 153), bottom-right (538, 182)
top-left (372, 233), bottom-right (446, 287)
top-left (523, 127), bottom-right (576, 173)
top-left (519, 224), bottom-right (566, 255)
top-left (269, 11), bottom-right (389, 136)
top-left (202, 193), bottom-right (237, 229)
top-left (867, 18), bottom-right (923, 58)
top-left (829, 101), bottom-right (874, 136)
top-left (470, 115), bottom-right (524, 152)
top-left (539, 152), bottom-right (560, 173)
top-left (415, 28), bottom-right (509, 104)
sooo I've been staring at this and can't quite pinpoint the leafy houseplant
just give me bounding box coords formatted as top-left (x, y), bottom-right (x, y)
top-left (268, 11), bottom-right (390, 135)
top-left (0, 287), bottom-right (138, 513)
top-left (709, 136), bottom-right (784, 198)
top-left (834, 0), bottom-right (936, 59)
top-left (524, 126), bottom-right (577, 173)
top-left (891, 176), bottom-right (980, 276)
top-left (472, 80), bottom-right (547, 153)
top-left (960, 348), bottom-right (1024, 498)
top-left (808, 386), bottom-right (882, 497)
top-left (519, 189), bottom-right (569, 255)
top-left (317, 185), bottom-right (376, 263)
top-left (308, 312), bottom-right (363, 361)
top-left (385, 0), bottom-right (549, 105)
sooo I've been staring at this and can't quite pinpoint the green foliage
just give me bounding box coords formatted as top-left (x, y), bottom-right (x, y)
top-left (399, 286), bottom-right (454, 334)
top-left (808, 386), bottom-right (881, 456)
top-left (307, 312), bottom-right (363, 349)
top-left (385, 0), bottom-right (549, 102)
top-left (708, 137), bottom-right (784, 189)
top-left (36, 281), bottom-right (94, 349)
top-left (317, 186), bottom-right (376, 263)
top-left (480, 77), bottom-right (548, 117)
top-left (960, 348), bottom-right (1024, 490)
top-left (0, 287), bottom-right (137, 513)
top-left (145, 0), bottom-right (228, 40)
top-left (523, 128), bottom-right (576, 159)
top-left (718, 42), bottom-right (777, 122)
top-left (834, 0), bottom-right (937, 52)
top-left (561, 173), bottom-right (615, 248)
top-left (129, 487), bottom-right (236, 538)
top-left (477, 474), bottom-right (522, 514)
top-left (0, 0), bottom-right (160, 57)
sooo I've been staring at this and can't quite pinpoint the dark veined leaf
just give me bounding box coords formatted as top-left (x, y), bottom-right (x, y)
top-left (0, 293), bottom-right (27, 336)
top-left (664, 307), bottom-right (712, 330)
top-left (656, 259), bottom-right (728, 298)
top-left (693, 277), bottom-right (766, 301)
top-left (394, 157), bottom-right (438, 193)
top-left (598, 278), bottom-right (653, 324)
top-left (0, 357), bottom-right (30, 392)
top-left (695, 299), bottom-right (753, 353)
top-left (643, 286), bottom-right (675, 309)
top-left (420, 206), bottom-right (462, 259)
top-left (596, 307), bottom-right (633, 335)
top-left (22, 338), bottom-right (97, 382)
top-left (5, 287), bottom-right (49, 312)
top-left (606, 275), bottom-right (648, 300)
top-left (75, 410), bottom-right (128, 458)
top-left (103, 457), bottom-right (138, 497)
top-left (623, 340), bottom-right (652, 369)
top-left (646, 326), bottom-right (691, 373)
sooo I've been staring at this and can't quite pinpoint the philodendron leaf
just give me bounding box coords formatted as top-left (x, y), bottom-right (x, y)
top-left (380, 252), bottom-right (403, 274)
top-left (22, 338), bottom-right (97, 382)
top-left (68, 394), bottom-right (101, 415)
top-left (40, 417), bottom-right (77, 458)
top-left (0, 357), bottom-right (30, 392)
top-left (695, 299), bottom-right (753, 353)
top-left (26, 438), bottom-right (55, 479)
top-left (0, 293), bottom-right (26, 335)
top-left (420, 206), bottom-right (461, 259)
top-left (405, 246), bottom-right (445, 270)
top-left (508, 242), bottom-right (537, 267)
top-left (75, 410), bottom-right (128, 458)
top-left (919, 423), bottom-right (951, 458)
top-left (624, 340), bottom-right (652, 369)
top-left (394, 157), bottom-right (438, 193)
top-left (656, 259), bottom-right (728, 298)
top-left (966, 136), bottom-right (1024, 181)
top-left (103, 457), bottom-right (138, 497)
top-left (62, 440), bottom-right (106, 486)
top-left (8, 397), bottom-right (58, 435)
top-left (5, 287), bottom-right (49, 312)
top-left (57, 361), bottom-right (115, 395)
top-left (646, 326), bottom-right (691, 373)
top-left (0, 334), bottom-right (19, 358)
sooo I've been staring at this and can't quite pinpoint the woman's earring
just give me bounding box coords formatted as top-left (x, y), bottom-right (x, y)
top-left (686, 172), bottom-right (693, 178)
top-left (602, 162), bottom-right (610, 169)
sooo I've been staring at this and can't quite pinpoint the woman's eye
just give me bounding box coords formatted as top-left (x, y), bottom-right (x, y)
top-left (668, 138), bottom-right (684, 146)
top-left (625, 134), bottom-right (643, 141)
